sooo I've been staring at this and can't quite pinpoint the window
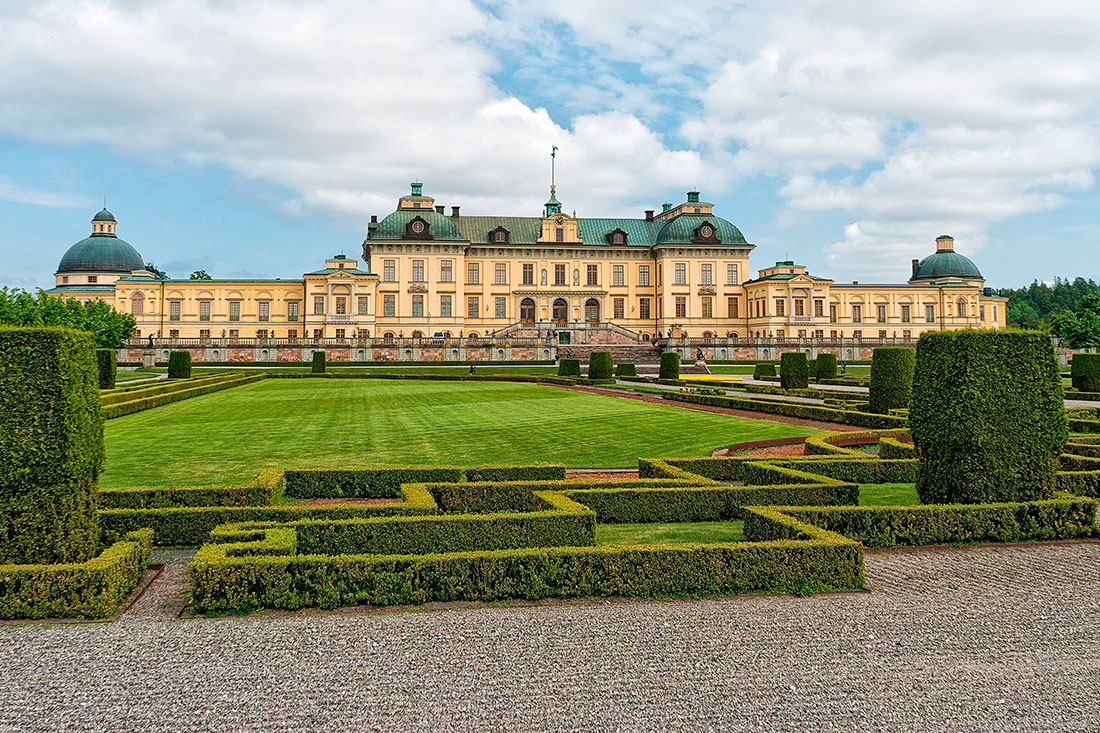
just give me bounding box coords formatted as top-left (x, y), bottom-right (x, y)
top-left (314, 296), bottom-right (324, 315)
top-left (523, 263), bottom-right (534, 285)
top-left (830, 330), bottom-right (838, 339)
top-left (555, 228), bottom-right (564, 242)
top-left (554, 264), bottom-right (566, 286)
top-left (495, 263), bottom-right (507, 285)
top-left (980, 304), bottom-right (987, 320)
top-left (288, 301), bottom-right (299, 322)
top-left (701, 297), bottom-right (713, 318)
top-left (412, 260), bottom-right (425, 282)
top-left (613, 298), bottom-right (625, 319)
top-left (494, 230), bottom-right (507, 243)
top-left (775, 299), bottom-right (785, 317)
top-left (88, 276), bottom-right (97, 284)
top-left (130, 293), bottom-right (143, 316)
top-left (851, 304), bottom-right (862, 323)
top-left (639, 298), bottom-right (651, 319)
top-left (675, 296), bottom-right (687, 318)
top-left (794, 300), bottom-right (804, 317)
top-left (358, 296), bottom-right (368, 315)
top-left (199, 301), bottom-right (211, 321)
top-left (467, 262), bottom-right (480, 284)
top-left (412, 295), bottom-right (424, 317)
top-left (776, 329), bottom-right (784, 338)
top-left (335, 329), bottom-right (345, 339)
top-left (925, 305), bottom-right (935, 322)
top-left (383, 295), bottom-right (395, 317)
top-left (383, 260), bottom-right (396, 282)
top-left (61, 276), bottom-right (69, 284)
top-left (903, 329), bottom-right (911, 340)
top-left (814, 299), bottom-right (824, 317)
top-left (440, 260), bottom-right (453, 282)
top-left (876, 305), bottom-right (886, 323)
top-left (169, 329), bottom-right (179, 339)
top-left (700, 263), bottom-right (713, 285)
top-left (993, 305), bottom-right (998, 322)
top-left (259, 301), bottom-right (270, 322)
top-left (440, 295), bottom-right (452, 317)
top-left (288, 329), bottom-right (297, 340)
top-left (587, 264), bottom-right (598, 286)
top-left (674, 263), bottom-right (687, 285)
top-left (170, 301), bottom-right (181, 321)
top-left (256, 329), bottom-right (268, 339)
top-left (798, 330), bottom-right (806, 338)
top-left (639, 265), bottom-right (650, 286)
top-left (313, 329), bottom-right (323, 339)
top-left (229, 301), bottom-right (241, 321)
top-left (957, 297), bottom-right (968, 318)
top-left (727, 297), bottom-right (738, 318)
top-left (198, 329), bottom-right (209, 340)
top-left (829, 304), bottom-right (837, 323)
top-left (335, 297), bottom-right (346, 315)
top-left (467, 296), bottom-right (479, 318)
top-left (879, 330), bottom-right (887, 339)
top-left (613, 265), bottom-right (624, 286)
top-left (610, 231), bottom-right (625, 245)
top-left (814, 329), bottom-right (824, 339)
top-left (495, 297), bottom-right (506, 318)
top-left (520, 298), bottom-right (535, 322)
top-left (901, 304), bottom-right (910, 323)
top-left (853, 330), bottom-right (862, 340)
top-left (727, 263), bottom-right (738, 285)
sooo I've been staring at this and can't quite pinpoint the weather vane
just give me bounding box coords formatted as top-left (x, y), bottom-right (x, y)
top-left (551, 146), bottom-right (558, 192)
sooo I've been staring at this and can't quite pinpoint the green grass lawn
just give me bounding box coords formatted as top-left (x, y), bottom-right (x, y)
top-left (859, 483), bottom-right (920, 505)
top-left (192, 365), bottom-right (560, 375)
top-left (114, 369), bottom-right (163, 382)
top-left (596, 520), bottom-right (745, 546)
top-left (101, 379), bottom-right (817, 487)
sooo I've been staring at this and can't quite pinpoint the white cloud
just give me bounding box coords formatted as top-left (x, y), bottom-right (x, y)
top-left (0, 176), bottom-right (88, 208)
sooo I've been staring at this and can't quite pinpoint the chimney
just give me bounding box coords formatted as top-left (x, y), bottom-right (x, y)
top-left (983, 287), bottom-right (992, 297)
top-left (435, 205), bottom-right (445, 214)
top-left (370, 215), bottom-right (378, 223)
top-left (936, 234), bottom-right (954, 251)
top-left (451, 206), bottom-right (460, 217)
top-left (912, 259), bottom-right (920, 279)
top-left (644, 210), bottom-right (654, 222)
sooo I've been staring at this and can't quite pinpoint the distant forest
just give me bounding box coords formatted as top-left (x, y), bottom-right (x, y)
top-left (996, 277), bottom-right (1100, 330)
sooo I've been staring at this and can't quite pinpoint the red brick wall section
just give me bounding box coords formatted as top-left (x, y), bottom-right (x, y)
top-left (420, 347), bottom-right (444, 361)
top-left (512, 347), bottom-right (535, 360)
top-left (277, 348), bottom-right (299, 362)
top-left (467, 347), bottom-right (490, 361)
top-left (227, 348), bottom-right (253, 362)
top-left (327, 347), bottom-right (350, 362)
top-left (371, 347), bottom-right (397, 361)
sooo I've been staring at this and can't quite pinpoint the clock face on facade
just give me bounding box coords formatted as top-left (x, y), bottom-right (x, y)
top-left (410, 220), bottom-right (425, 234)
top-left (700, 224), bottom-right (714, 238)
top-left (555, 216), bottom-right (564, 225)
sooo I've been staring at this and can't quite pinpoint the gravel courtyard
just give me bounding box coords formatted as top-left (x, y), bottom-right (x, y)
top-left (2, 543), bottom-right (1099, 732)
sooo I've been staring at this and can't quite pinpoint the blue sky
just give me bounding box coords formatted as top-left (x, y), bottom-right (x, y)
top-left (2, 0), bottom-right (1099, 291)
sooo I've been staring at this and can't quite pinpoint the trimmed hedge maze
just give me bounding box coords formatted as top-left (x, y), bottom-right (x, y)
top-left (175, 430), bottom-right (1100, 614)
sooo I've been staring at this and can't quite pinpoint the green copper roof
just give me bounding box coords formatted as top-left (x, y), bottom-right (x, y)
top-left (57, 233), bottom-right (144, 274)
top-left (372, 210), bottom-right (465, 241)
top-left (746, 273), bottom-right (831, 283)
top-left (655, 213), bottom-right (748, 246)
top-left (911, 249), bottom-right (983, 281)
top-left (45, 284), bottom-right (119, 294)
top-left (92, 208), bottom-right (116, 222)
top-left (304, 267), bottom-right (373, 276)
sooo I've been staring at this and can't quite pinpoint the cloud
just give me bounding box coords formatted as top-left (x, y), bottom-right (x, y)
top-left (0, 176), bottom-right (89, 208)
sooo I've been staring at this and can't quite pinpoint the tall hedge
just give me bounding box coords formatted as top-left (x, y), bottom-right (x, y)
top-left (96, 348), bottom-right (117, 389)
top-left (868, 347), bottom-right (915, 414)
top-left (780, 352), bottom-right (809, 390)
top-left (815, 353), bottom-right (838, 380)
top-left (0, 326), bottom-right (101, 564)
top-left (752, 362), bottom-right (776, 379)
top-left (588, 351), bottom-right (613, 380)
top-left (557, 358), bottom-right (581, 377)
top-left (910, 330), bottom-right (1067, 504)
top-left (614, 362), bottom-right (637, 377)
top-left (659, 352), bottom-right (680, 380)
top-left (311, 350), bottom-right (326, 374)
top-left (167, 350), bottom-right (192, 379)
top-left (1071, 353), bottom-right (1100, 393)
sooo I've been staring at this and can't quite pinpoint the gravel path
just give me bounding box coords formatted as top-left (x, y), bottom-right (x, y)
top-left (2, 542), bottom-right (1099, 731)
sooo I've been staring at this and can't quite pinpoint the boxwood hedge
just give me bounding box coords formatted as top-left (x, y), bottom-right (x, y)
top-left (311, 350), bottom-right (326, 374)
top-left (557, 358), bottom-right (581, 377)
top-left (614, 362), bottom-right (637, 377)
top-left (1071, 353), bottom-right (1100, 393)
top-left (167, 350), bottom-right (192, 379)
top-left (752, 362), bottom-right (777, 379)
top-left (780, 352), bottom-right (809, 390)
top-left (815, 353), bottom-right (838, 380)
top-left (659, 352), bottom-right (680, 380)
top-left (96, 349), bottom-right (117, 389)
top-left (868, 347), bottom-right (914, 414)
top-left (588, 351), bottom-right (613, 380)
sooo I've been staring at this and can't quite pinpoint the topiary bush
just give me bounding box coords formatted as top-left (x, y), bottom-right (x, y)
top-left (1071, 353), bottom-right (1100, 393)
top-left (807, 359), bottom-right (817, 379)
top-left (167, 350), bottom-right (192, 379)
top-left (752, 362), bottom-right (777, 379)
top-left (659, 352), bottom-right (680, 380)
top-left (557, 358), bottom-right (581, 377)
top-left (780, 352), bottom-right (809, 390)
top-left (588, 351), bottom-right (613, 380)
top-left (910, 330), bottom-right (1067, 504)
top-left (311, 350), bottom-right (326, 374)
top-left (868, 347), bottom-right (915, 414)
top-left (0, 326), bottom-right (102, 565)
top-left (815, 353), bottom-right (838, 380)
top-left (614, 362), bottom-right (637, 377)
top-left (96, 348), bottom-right (117, 389)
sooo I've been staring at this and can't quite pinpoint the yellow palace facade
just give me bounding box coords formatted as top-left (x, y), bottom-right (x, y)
top-left (49, 183), bottom-right (1006, 362)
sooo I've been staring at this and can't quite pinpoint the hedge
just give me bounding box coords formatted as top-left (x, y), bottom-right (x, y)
top-left (101, 374), bottom-right (265, 419)
top-left (0, 326), bottom-right (102, 565)
top-left (752, 362), bottom-right (777, 379)
top-left (311, 351), bottom-right (326, 374)
top-left (868, 347), bottom-right (914, 414)
top-left (0, 529), bottom-right (153, 620)
top-left (614, 362), bottom-right (637, 377)
top-left (167, 350), bottom-right (192, 379)
top-left (1065, 389), bottom-right (1100, 402)
top-left (661, 391), bottom-right (908, 429)
top-left (878, 437), bottom-right (916, 459)
top-left (465, 464), bottom-right (567, 482)
top-left (1056, 471), bottom-right (1100, 497)
top-left (97, 469), bottom-right (283, 509)
top-left (911, 330), bottom-right (1067, 504)
top-left (803, 429), bottom-right (911, 456)
top-left (815, 353), bottom-right (838, 380)
top-left (659, 352), bottom-right (680, 380)
top-left (557, 358), bottom-right (581, 377)
top-left (96, 349), bottom-right (117, 389)
top-left (588, 351), bottom-right (613, 380)
top-left (1071, 353), bottom-right (1100, 393)
top-left (283, 466), bottom-right (464, 500)
top-left (100, 374), bottom-right (227, 404)
top-left (780, 352), bottom-right (809, 390)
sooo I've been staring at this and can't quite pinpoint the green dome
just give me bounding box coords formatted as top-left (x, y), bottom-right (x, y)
top-left (911, 250), bottom-right (983, 281)
top-left (92, 208), bottom-right (116, 222)
top-left (371, 210), bottom-right (464, 241)
top-left (56, 233), bottom-right (144, 274)
top-left (655, 214), bottom-right (748, 246)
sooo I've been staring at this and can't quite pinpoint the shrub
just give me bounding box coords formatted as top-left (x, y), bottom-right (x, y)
top-left (465, 464), bottom-right (567, 482)
top-left (662, 391), bottom-right (907, 429)
top-left (588, 351), bottom-right (613, 380)
top-left (815, 353), bottom-right (838, 380)
top-left (167, 350), bottom-right (192, 379)
top-left (779, 352), bottom-right (809, 390)
top-left (101, 374), bottom-right (264, 419)
top-left (557, 358), bottom-right (581, 377)
top-left (752, 362), bottom-right (777, 379)
top-left (1071, 353), bottom-right (1100, 393)
top-left (659, 352), bottom-right (680, 380)
top-left (96, 349), bottom-right (117, 389)
top-left (614, 362), bottom-right (637, 377)
top-left (0, 326), bottom-right (102, 565)
top-left (807, 359), bottom-right (817, 378)
top-left (868, 347), bottom-right (915, 414)
top-left (311, 350), bottom-right (326, 374)
top-left (283, 466), bottom-right (465, 499)
top-left (910, 330), bottom-right (1067, 504)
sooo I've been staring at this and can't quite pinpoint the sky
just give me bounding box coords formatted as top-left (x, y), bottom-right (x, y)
top-left (2, 0), bottom-right (1099, 291)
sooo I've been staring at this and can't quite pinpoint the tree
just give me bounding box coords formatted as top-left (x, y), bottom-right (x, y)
top-left (0, 287), bottom-right (135, 349)
top-left (1051, 293), bottom-right (1100, 348)
top-left (997, 276), bottom-right (1100, 328)
top-left (190, 270), bottom-right (212, 280)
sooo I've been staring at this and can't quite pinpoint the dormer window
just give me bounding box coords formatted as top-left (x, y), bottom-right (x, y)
top-left (692, 221), bottom-right (719, 243)
top-left (606, 228), bottom-right (627, 246)
top-left (489, 227), bottom-right (509, 243)
top-left (413, 202), bottom-right (421, 208)
top-left (404, 216), bottom-right (432, 240)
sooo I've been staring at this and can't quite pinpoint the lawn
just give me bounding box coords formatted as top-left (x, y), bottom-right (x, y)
top-left (101, 379), bottom-right (817, 487)
top-left (597, 520), bottom-right (745, 546)
top-left (114, 369), bottom-right (163, 382)
top-left (859, 483), bottom-right (920, 505)
top-left (192, 365), bottom-right (559, 375)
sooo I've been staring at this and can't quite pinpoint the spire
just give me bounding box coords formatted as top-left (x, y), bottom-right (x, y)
top-left (545, 146), bottom-right (563, 217)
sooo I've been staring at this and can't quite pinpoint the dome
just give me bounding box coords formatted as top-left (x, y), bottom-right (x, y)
top-left (655, 213), bottom-right (748, 246)
top-left (371, 210), bottom-right (464, 241)
top-left (56, 234), bottom-right (144, 274)
top-left (92, 208), bottom-right (116, 222)
top-left (911, 250), bottom-right (983, 281)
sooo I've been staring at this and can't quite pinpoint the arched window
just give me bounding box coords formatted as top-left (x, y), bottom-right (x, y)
top-left (382, 331), bottom-right (395, 341)
top-left (612, 232), bottom-right (624, 244)
top-left (552, 298), bottom-right (568, 323)
top-left (411, 330), bottom-right (423, 339)
top-left (957, 297), bottom-right (968, 318)
top-left (584, 298), bottom-right (599, 323)
top-left (494, 230), bottom-right (506, 243)
top-left (467, 332), bottom-right (480, 339)
top-left (131, 292), bottom-right (144, 316)
top-left (520, 297), bottom-right (536, 323)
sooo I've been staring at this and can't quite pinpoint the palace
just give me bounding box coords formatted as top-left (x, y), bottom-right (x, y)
top-left (48, 183), bottom-right (1006, 359)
